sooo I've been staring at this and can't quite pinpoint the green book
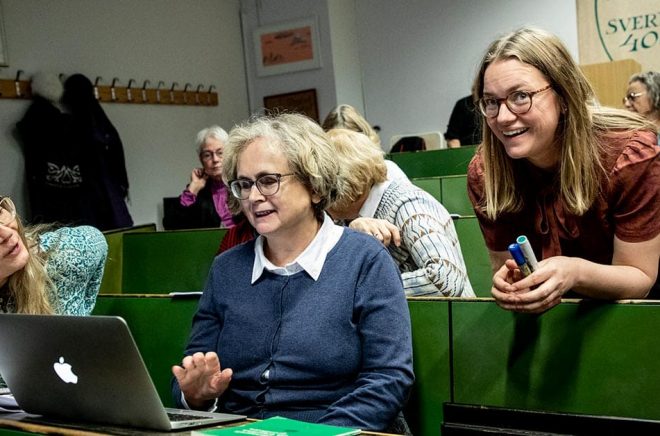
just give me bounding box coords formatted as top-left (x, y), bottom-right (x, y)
top-left (192, 416), bottom-right (361, 436)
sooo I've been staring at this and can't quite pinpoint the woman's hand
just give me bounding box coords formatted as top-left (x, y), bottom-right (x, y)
top-left (348, 217), bottom-right (401, 247)
top-left (491, 257), bottom-right (577, 314)
top-left (187, 168), bottom-right (208, 195)
top-left (171, 351), bottom-right (232, 409)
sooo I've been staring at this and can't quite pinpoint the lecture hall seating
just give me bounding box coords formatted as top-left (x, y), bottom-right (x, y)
top-left (120, 228), bottom-right (227, 293)
top-left (386, 145), bottom-right (477, 178)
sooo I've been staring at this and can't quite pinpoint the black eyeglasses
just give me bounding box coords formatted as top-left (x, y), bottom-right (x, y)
top-left (0, 197), bottom-right (16, 226)
top-left (623, 91), bottom-right (646, 104)
top-left (199, 149), bottom-right (223, 161)
top-left (478, 85), bottom-right (553, 118)
top-left (229, 173), bottom-right (295, 200)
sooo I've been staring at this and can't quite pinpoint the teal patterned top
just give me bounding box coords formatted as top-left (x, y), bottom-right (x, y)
top-left (40, 226), bottom-right (108, 315)
top-left (0, 226), bottom-right (107, 388)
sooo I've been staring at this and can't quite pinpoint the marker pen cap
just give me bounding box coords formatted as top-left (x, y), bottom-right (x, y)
top-left (508, 243), bottom-right (527, 266)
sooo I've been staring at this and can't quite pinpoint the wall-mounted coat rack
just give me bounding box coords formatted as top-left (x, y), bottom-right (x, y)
top-left (0, 71), bottom-right (219, 106)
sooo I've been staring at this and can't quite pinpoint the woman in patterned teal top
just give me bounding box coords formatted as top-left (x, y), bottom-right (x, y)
top-left (0, 196), bottom-right (107, 315)
top-left (0, 196), bottom-right (107, 389)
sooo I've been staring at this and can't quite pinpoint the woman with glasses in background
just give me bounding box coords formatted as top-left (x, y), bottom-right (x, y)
top-left (0, 196), bottom-right (107, 387)
top-left (624, 71), bottom-right (660, 144)
top-left (171, 113), bottom-right (413, 433)
top-left (467, 26), bottom-right (660, 314)
top-left (165, 126), bottom-right (237, 229)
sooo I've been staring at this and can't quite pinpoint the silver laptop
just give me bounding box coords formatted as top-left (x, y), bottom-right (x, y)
top-left (0, 313), bottom-right (245, 431)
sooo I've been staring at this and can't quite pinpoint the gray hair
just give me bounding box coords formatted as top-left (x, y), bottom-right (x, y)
top-left (629, 71), bottom-right (660, 111)
top-left (195, 125), bottom-right (229, 153)
top-left (222, 113), bottom-right (339, 220)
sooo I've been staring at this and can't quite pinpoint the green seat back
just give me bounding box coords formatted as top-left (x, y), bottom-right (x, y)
top-left (122, 228), bottom-right (227, 293)
top-left (440, 175), bottom-right (472, 217)
top-left (411, 177), bottom-right (442, 202)
top-left (453, 217), bottom-right (491, 296)
top-left (92, 295), bottom-right (198, 407)
top-left (451, 300), bottom-right (660, 421)
top-left (405, 299), bottom-right (451, 436)
top-left (100, 223), bottom-right (157, 294)
top-left (387, 146), bottom-right (477, 178)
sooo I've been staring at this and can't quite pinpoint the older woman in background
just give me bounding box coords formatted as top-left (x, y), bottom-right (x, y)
top-left (326, 128), bottom-right (474, 298)
top-left (171, 114), bottom-right (413, 432)
top-left (624, 71), bottom-right (660, 144)
top-left (468, 27), bottom-right (659, 313)
top-left (167, 126), bottom-right (236, 229)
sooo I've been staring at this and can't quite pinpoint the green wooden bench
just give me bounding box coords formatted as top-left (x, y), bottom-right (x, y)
top-left (387, 146), bottom-right (477, 178)
top-left (92, 295), bottom-right (198, 408)
top-left (121, 228), bottom-right (227, 293)
top-left (411, 175), bottom-right (472, 217)
top-left (453, 216), bottom-right (491, 297)
top-left (405, 298), bottom-right (451, 436)
top-left (100, 223), bottom-right (157, 294)
top-left (90, 296), bottom-right (660, 436)
top-left (451, 299), bottom-right (660, 421)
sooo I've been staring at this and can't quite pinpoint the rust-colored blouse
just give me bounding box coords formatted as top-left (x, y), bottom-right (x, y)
top-left (467, 130), bottom-right (659, 288)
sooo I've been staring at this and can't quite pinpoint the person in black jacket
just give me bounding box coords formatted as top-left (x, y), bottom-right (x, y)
top-left (444, 95), bottom-right (482, 147)
top-left (62, 73), bottom-right (133, 230)
top-left (17, 72), bottom-right (85, 225)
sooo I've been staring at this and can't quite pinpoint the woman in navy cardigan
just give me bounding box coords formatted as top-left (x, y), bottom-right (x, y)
top-left (171, 113), bottom-right (414, 432)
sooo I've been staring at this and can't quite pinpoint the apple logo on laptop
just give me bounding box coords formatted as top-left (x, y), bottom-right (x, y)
top-left (53, 356), bottom-right (78, 384)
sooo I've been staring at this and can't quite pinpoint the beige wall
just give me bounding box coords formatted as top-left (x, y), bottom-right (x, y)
top-left (0, 0), bottom-right (249, 227)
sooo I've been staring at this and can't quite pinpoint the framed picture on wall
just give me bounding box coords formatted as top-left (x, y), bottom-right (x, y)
top-left (253, 17), bottom-right (322, 77)
top-left (0, 1), bottom-right (8, 67)
top-left (263, 89), bottom-right (319, 122)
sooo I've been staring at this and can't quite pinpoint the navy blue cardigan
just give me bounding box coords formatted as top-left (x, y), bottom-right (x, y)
top-left (172, 229), bottom-right (414, 431)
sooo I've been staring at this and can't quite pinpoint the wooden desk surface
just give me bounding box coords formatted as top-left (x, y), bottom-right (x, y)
top-left (0, 415), bottom-right (400, 435)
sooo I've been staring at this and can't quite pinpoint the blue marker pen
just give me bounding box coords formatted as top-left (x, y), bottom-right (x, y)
top-left (508, 243), bottom-right (532, 277)
top-left (516, 235), bottom-right (539, 272)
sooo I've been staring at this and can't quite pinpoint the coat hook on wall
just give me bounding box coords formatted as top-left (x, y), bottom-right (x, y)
top-left (94, 76), bottom-right (103, 100)
top-left (183, 83), bottom-right (192, 104)
top-left (169, 82), bottom-right (179, 103)
top-left (126, 79), bottom-right (136, 102)
top-left (141, 80), bottom-right (151, 102)
top-left (195, 84), bottom-right (204, 104)
top-left (156, 81), bottom-right (165, 103)
top-left (207, 85), bottom-right (216, 105)
top-left (0, 72), bottom-right (218, 106)
top-left (15, 70), bottom-right (24, 97)
top-left (111, 77), bottom-right (121, 101)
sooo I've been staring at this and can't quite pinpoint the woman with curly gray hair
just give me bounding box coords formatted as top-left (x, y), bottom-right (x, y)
top-left (171, 113), bottom-right (413, 433)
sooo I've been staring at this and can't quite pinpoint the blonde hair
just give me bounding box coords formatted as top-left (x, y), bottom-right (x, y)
top-left (222, 113), bottom-right (339, 221)
top-left (326, 129), bottom-right (388, 214)
top-left (322, 104), bottom-right (381, 146)
top-left (6, 218), bottom-right (55, 314)
top-left (472, 26), bottom-right (655, 220)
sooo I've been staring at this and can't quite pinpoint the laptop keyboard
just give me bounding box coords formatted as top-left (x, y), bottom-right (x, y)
top-left (167, 411), bottom-right (215, 422)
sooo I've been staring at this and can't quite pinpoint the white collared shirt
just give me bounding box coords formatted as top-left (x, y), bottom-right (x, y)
top-left (358, 180), bottom-right (392, 219)
top-left (251, 213), bottom-right (344, 282)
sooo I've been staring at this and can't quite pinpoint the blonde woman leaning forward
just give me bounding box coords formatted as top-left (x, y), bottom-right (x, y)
top-left (467, 27), bottom-right (660, 314)
top-left (322, 104), bottom-right (409, 184)
top-left (0, 195), bottom-right (107, 387)
top-left (327, 128), bottom-right (474, 298)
